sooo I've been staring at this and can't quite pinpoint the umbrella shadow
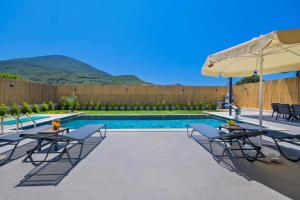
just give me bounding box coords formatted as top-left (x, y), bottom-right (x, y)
top-left (16, 137), bottom-right (105, 187)
top-left (191, 134), bottom-right (300, 200)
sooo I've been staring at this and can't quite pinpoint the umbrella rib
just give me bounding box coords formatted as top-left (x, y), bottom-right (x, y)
top-left (264, 44), bottom-right (299, 55)
top-left (273, 43), bottom-right (300, 57)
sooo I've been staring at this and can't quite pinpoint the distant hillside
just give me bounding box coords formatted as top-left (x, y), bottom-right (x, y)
top-left (0, 55), bottom-right (148, 85)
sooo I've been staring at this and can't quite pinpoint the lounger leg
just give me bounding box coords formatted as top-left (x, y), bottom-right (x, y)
top-left (187, 128), bottom-right (194, 137)
top-left (64, 142), bottom-right (84, 166)
top-left (272, 138), bottom-right (300, 162)
top-left (243, 137), bottom-right (262, 162)
top-left (98, 125), bottom-right (107, 140)
top-left (23, 142), bottom-right (56, 166)
top-left (0, 140), bottom-right (22, 166)
top-left (209, 139), bottom-right (227, 163)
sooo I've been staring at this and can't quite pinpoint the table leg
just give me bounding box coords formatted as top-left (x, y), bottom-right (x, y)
top-left (37, 139), bottom-right (42, 151)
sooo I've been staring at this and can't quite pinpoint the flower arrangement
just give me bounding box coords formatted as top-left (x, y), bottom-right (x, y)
top-left (227, 120), bottom-right (237, 127)
top-left (52, 119), bottom-right (61, 130)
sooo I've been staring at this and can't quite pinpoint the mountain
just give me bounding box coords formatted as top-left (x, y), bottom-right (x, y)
top-left (0, 55), bottom-right (148, 85)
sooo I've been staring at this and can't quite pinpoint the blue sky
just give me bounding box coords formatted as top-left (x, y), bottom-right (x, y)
top-left (0, 0), bottom-right (299, 85)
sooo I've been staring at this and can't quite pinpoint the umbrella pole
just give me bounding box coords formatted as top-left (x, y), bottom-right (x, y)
top-left (258, 50), bottom-right (264, 146)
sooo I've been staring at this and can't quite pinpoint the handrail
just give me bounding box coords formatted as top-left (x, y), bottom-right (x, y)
top-left (26, 114), bottom-right (37, 128)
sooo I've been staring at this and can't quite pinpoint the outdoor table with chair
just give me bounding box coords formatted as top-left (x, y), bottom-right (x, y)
top-left (271, 103), bottom-right (300, 122)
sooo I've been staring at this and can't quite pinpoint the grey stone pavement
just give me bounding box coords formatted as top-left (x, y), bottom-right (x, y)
top-left (0, 130), bottom-right (294, 200)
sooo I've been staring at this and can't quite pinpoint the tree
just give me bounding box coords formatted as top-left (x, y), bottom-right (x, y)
top-left (0, 103), bottom-right (8, 134)
top-left (235, 74), bottom-right (260, 85)
top-left (10, 103), bottom-right (21, 131)
top-left (0, 73), bottom-right (23, 80)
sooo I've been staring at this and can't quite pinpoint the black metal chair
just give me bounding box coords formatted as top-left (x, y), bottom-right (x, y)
top-left (291, 104), bottom-right (300, 122)
top-left (271, 103), bottom-right (279, 118)
top-left (187, 124), bottom-right (265, 162)
top-left (276, 104), bottom-right (292, 121)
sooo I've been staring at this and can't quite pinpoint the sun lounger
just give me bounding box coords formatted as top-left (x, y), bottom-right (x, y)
top-left (266, 130), bottom-right (300, 162)
top-left (271, 103), bottom-right (279, 118)
top-left (276, 104), bottom-right (292, 120)
top-left (291, 104), bottom-right (300, 122)
top-left (0, 125), bottom-right (52, 166)
top-left (187, 124), bottom-right (265, 162)
top-left (20, 124), bottom-right (106, 166)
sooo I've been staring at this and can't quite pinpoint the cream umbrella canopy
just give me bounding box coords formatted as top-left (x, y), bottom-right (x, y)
top-left (201, 28), bottom-right (300, 146)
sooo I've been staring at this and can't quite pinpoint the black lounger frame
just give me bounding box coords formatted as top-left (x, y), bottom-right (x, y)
top-left (187, 124), bottom-right (265, 162)
top-left (21, 125), bottom-right (106, 167)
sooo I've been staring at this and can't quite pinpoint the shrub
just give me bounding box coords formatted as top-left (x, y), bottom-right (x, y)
top-left (41, 102), bottom-right (48, 111)
top-left (96, 102), bottom-right (101, 110)
top-left (48, 101), bottom-right (54, 111)
top-left (32, 104), bottom-right (40, 113)
top-left (199, 102), bottom-right (205, 110)
top-left (61, 95), bottom-right (77, 110)
top-left (0, 103), bottom-right (8, 134)
top-left (0, 103), bottom-right (8, 117)
top-left (10, 103), bottom-right (21, 130)
top-left (10, 103), bottom-right (21, 117)
top-left (21, 102), bottom-right (32, 115)
top-left (0, 73), bottom-right (23, 80)
top-left (87, 100), bottom-right (94, 110)
top-left (55, 103), bottom-right (62, 110)
top-left (210, 103), bottom-right (217, 110)
top-left (72, 101), bottom-right (80, 111)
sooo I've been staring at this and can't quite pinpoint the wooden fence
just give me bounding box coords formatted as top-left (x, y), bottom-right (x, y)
top-left (0, 78), bottom-right (56, 105)
top-left (1, 77), bottom-right (299, 109)
top-left (56, 85), bottom-right (227, 104)
top-left (233, 77), bottom-right (300, 110)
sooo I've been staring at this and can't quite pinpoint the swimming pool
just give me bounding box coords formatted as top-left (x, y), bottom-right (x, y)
top-left (62, 115), bottom-right (226, 129)
top-left (2, 115), bottom-right (49, 125)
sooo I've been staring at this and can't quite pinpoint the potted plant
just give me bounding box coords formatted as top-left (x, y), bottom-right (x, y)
top-left (21, 102), bottom-right (32, 116)
top-left (72, 101), bottom-right (80, 111)
top-left (48, 101), bottom-right (54, 111)
top-left (193, 101), bottom-right (199, 110)
top-left (211, 103), bottom-right (217, 110)
top-left (10, 103), bottom-right (21, 131)
top-left (107, 103), bottom-right (113, 111)
top-left (41, 102), bottom-right (48, 112)
top-left (152, 103), bottom-right (157, 110)
top-left (96, 102), bottom-right (101, 110)
top-left (139, 102), bottom-right (144, 111)
top-left (156, 101), bottom-right (161, 110)
top-left (0, 103), bottom-right (8, 134)
top-left (32, 104), bottom-right (40, 113)
top-left (119, 103), bottom-right (126, 111)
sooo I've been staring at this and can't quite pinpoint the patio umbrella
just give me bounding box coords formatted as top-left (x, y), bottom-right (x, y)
top-left (201, 28), bottom-right (300, 146)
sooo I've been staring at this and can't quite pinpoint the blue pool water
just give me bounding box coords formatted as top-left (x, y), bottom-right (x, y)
top-left (63, 117), bottom-right (225, 129)
top-left (2, 115), bottom-right (49, 125)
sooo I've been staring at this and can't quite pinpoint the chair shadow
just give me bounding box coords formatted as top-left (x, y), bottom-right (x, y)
top-left (191, 134), bottom-right (300, 200)
top-left (0, 141), bottom-right (39, 166)
top-left (16, 136), bottom-right (104, 187)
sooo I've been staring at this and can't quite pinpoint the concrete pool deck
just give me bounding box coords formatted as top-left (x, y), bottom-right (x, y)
top-left (0, 130), bottom-right (297, 200)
